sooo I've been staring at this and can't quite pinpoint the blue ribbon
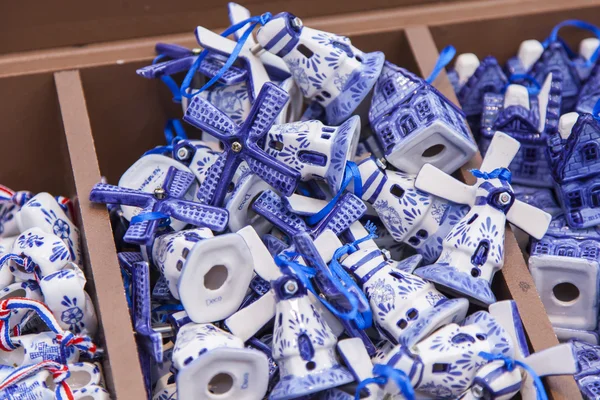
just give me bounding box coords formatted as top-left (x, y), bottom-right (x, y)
top-left (143, 119), bottom-right (188, 156)
top-left (593, 98), bottom-right (600, 122)
top-left (306, 162), bottom-right (363, 226)
top-left (545, 19), bottom-right (600, 66)
top-left (479, 351), bottom-right (548, 400)
top-left (425, 45), bottom-right (456, 84)
top-left (505, 73), bottom-right (541, 96)
top-left (180, 12), bottom-right (272, 99)
top-left (354, 364), bottom-right (415, 400)
top-left (153, 54), bottom-right (183, 103)
top-left (470, 168), bottom-right (512, 183)
top-left (130, 212), bottom-right (171, 228)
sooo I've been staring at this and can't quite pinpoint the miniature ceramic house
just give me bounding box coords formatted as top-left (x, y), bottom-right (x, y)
top-left (447, 54), bottom-right (508, 131)
top-left (480, 72), bottom-right (562, 187)
top-left (573, 339), bottom-right (600, 399)
top-left (577, 64), bottom-right (600, 115)
top-left (369, 62), bottom-right (476, 174)
top-left (506, 38), bottom-right (597, 111)
top-left (529, 215), bottom-right (600, 333)
top-left (547, 112), bottom-right (600, 228)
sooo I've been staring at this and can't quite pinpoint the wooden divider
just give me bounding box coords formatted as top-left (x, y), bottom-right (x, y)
top-left (404, 25), bottom-right (582, 400)
top-left (54, 70), bottom-right (147, 400)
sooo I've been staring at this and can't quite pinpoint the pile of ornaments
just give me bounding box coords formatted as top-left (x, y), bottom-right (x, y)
top-left (89, 4), bottom-right (588, 400)
top-left (446, 19), bottom-right (600, 399)
top-left (0, 186), bottom-right (108, 399)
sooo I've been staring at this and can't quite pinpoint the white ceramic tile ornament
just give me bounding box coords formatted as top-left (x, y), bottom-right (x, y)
top-left (17, 193), bottom-right (82, 265)
top-left (5, 228), bottom-right (71, 281)
top-left (414, 131), bottom-right (552, 306)
top-left (172, 323), bottom-right (269, 400)
top-left (356, 156), bottom-right (468, 264)
top-left (147, 228), bottom-right (214, 299)
top-left (39, 263), bottom-right (98, 336)
top-left (256, 13), bottom-right (385, 125)
top-left (264, 116), bottom-right (361, 193)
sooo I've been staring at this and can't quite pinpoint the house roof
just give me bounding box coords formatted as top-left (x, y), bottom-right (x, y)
top-left (457, 56), bottom-right (507, 100)
top-left (530, 41), bottom-right (583, 93)
top-left (553, 113), bottom-right (600, 181)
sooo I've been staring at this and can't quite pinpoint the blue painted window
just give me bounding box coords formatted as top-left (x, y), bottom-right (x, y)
top-left (567, 190), bottom-right (583, 209)
top-left (523, 147), bottom-right (537, 162)
top-left (582, 143), bottom-right (599, 162)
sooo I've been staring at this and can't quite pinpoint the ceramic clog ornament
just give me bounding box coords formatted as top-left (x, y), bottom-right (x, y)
top-left (0, 281), bottom-right (43, 331)
top-left (172, 323), bottom-right (269, 400)
top-left (269, 270), bottom-right (354, 400)
top-left (547, 108), bottom-right (600, 229)
top-left (90, 166), bottom-right (228, 245)
top-left (17, 193), bottom-right (82, 265)
top-left (0, 236), bottom-right (15, 290)
top-left (356, 156), bottom-right (469, 264)
top-left (255, 12), bottom-right (385, 125)
top-left (183, 82), bottom-right (301, 207)
top-left (73, 385), bottom-right (112, 400)
top-left (414, 131), bottom-right (552, 306)
top-left (480, 72), bottom-right (562, 187)
top-left (0, 185), bottom-right (30, 238)
top-left (369, 62), bottom-right (476, 175)
top-left (0, 361), bottom-right (76, 400)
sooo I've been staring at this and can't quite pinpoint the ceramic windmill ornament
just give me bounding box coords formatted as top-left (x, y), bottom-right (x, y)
top-left (172, 139), bottom-right (221, 184)
top-left (89, 166), bottom-right (228, 245)
top-left (172, 323), bottom-right (270, 400)
top-left (369, 62), bottom-right (477, 175)
top-left (264, 116), bottom-right (361, 193)
top-left (270, 270), bottom-right (355, 400)
top-left (184, 82), bottom-right (301, 207)
top-left (356, 156), bottom-right (469, 264)
top-left (255, 12), bottom-right (385, 125)
top-left (414, 131), bottom-right (552, 306)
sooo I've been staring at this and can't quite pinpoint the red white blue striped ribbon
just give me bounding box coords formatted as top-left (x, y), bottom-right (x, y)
top-left (0, 360), bottom-right (74, 400)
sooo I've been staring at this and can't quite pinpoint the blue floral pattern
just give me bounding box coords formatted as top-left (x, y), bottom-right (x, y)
top-left (60, 296), bottom-right (85, 333)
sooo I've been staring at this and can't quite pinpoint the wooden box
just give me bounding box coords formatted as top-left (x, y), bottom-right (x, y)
top-left (1, 1), bottom-right (597, 398)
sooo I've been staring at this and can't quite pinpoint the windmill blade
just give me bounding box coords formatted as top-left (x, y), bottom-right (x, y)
top-left (252, 190), bottom-right (307, 237)
top-left (243, 82), bottom-right (289, 140)
top-left (198, 55), bottom-right (247, 85)
top-left (195, 26), bottom-right (270, 99)
top-left (163, 168), bottom-right (196, 199)
top-left (183, 95), bottom-right (236, 140)
top-left (245, 152), bottom-right (300, 197)
top-left (337, 338), bottom-right (374, 382)
top-left (136, 57), bottom-right (195, 79)
top-left (155, 43), bottom-right (193, 58)
top-left (506, 200), bottom-right (551, 240)
top-left (89, 183), bottom-right (152, 208)
top-left (228, 2), bottom-right (254, 42)
top-left (225, 290), bottom-right (276, 342)
top-left (415, 164), bottom-right (476, 206)
top-left (312, 192), bottom-right (367, 237)
top-left (479, 131), bottom-right (520, 172)
top-left (285, 194), bottom-right (328, 216)
top-left (164, 200), bottom-right (229, 232)
top-left (124, 216), bottom-right (158, 246)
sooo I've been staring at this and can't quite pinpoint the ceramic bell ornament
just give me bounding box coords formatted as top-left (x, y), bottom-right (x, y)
top-left (546, 109), bottom-right (600, 229)
top-left (356, 156), bottom-right (469, 264)
top-left (264, 116), bottom-right (361, 193)
top-left (414, 131), bottom-right (552, 306)
top-left (269, 271), bottom-right (355, 399)
top-left (17, 193), bottom-right (82, 265)
top-left (255, 12), bottom-right (385, 125)
top-left (369, 62), bottom-right (477, 175)
top-left (447, 54), bottom-right (507, 130)
top-left (172, 323), bottom-right (269, 400)
top-left (480, 72), bottom-right (562, 188)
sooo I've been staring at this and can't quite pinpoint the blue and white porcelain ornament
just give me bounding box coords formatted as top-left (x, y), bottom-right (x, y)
top-left (356, 156), bottom-right (469, 264)
top-left (480, 72), bottom-right (562, 188)
top-left (414, 131), bottom-right (552, 306)
top-left (0, 282), bottom-right (43, 331)
top-left (171, 140), bottom-right (221, 185)
top-left (255, 12), bottom-right (385, 126)
top-left (0, 361), bottom-right (77, 400)
top-left (17, 193), bottom-right (82, 265)
top-left (572, 339), bottom-right (600, 398)
top-left (152, 373), bottom-right (177, 400)
top-left (225, 170), bottom-right (274, 234)
top-left (369, 62), bottom-right (477, 175)
top-left (270, 271), bottom-right (354, 400)
top-left (577, 63), bottom-right (600, 114)
top-left (172, 323), bottom-right (269, 400)
top-left (0, 236), bottom-right (15, 290)
top-left (0, 185), bottom-right (30, 238)
top-left (334, 338), bottom-right (381, 400)
top-left (264, 116), bottom-right (361, 193)
top-left (73, 384), bottom-right (111, 400)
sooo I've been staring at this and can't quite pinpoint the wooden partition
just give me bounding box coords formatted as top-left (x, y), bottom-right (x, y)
top-left (0, 0), bottom-right (596, 398)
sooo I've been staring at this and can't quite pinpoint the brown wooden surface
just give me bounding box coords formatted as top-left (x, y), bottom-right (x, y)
top-left (0, 0), bottom-right (483, 55)
top-left (405, 25), bottom-right (582, 400)
top-left (54, 70), bottom-right (146, 400)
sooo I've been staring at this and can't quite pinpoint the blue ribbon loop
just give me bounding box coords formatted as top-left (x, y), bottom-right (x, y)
top-left (130, 212), bottom-right (171, 228)
top-left (545, 19), bottom-right (600, 66)
top-left (354, 364), bottom-right (415, 400)
top-left (425, 45), bottom-right (456, 84)
top-left (306, 162), bottom-right (363, 226)
top-left (180, 12), bottom-right (272, 99)
top-left (153, 54), bottom-right (184, 103)
top-left (478, 351), bottom-right (548, 400)
top-left (470, 168), bottom-right (512, 183)
top-left (143, 119), bottom-right (188, 156)
top-left (505, 73), bottom-right (541, 96)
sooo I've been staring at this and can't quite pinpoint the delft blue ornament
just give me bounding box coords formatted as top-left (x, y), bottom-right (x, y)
top-left (369, 61), bottom-right (476, 175)
top-left (547, 110), bottom-right (600, 229)
top-left (512, 184), bottom-right (563, 217)
top-left (577, 64), bottom-right (600, 115)
top-left (255, 12), bottom-right (385, 126)
top-left (414, 132), bottom-right (552, 306)
top-left (356, 156), bottom-right (469, 264)
top-left (225, 169), bottom-right (274, 235)
top-left (480, 72), bottom-right (562, 187)
top-left (171, 140), bottom-right (221, 185)
top-left (447, 54), bottom-right (508, 132)
top-left (573, 339), bottom-right (600, 399)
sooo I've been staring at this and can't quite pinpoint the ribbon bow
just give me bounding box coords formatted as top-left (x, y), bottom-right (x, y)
top-left (470, 167), bottom-right (512, 183)
top-left (354, 364), bottom-right (415, 400)
top-left (478, 351), bottom-right (548, 400)
top-left (0, 360), bottom-right (74, 400)
top-left (56, 331), bottom-right (98, 360)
